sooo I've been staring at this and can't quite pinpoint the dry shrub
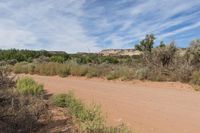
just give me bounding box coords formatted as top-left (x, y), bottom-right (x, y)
top-left (185, 39), bottom-right (200, 68)
top-left (0, 67), bottom-right (15, 89)
top-left (69, 62), bottom-right (88, 76)
top-left (0, 89), bottom-right (49, 133)
top-left (86, 67), bottom-right (103, 78)
top-left (0, 68), bottom-right (50, 133)
top-left (190, 70), bottom-right (200, 86)
top-left (152, 43), bottom-right (176, 67)
top-left (171, 63), bottom-right (193, 82)
top-left (34, 62), bottom-right (57, 76)
top-left (135, 67), bottom-right (149, 80)
top-left (13, 62), bottom-right (29, 74)
top-left (106, 66), bottom-right (135, 80)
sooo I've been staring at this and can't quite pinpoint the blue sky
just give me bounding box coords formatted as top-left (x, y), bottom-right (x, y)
top-left (0, 0), bottom-right (200, 53)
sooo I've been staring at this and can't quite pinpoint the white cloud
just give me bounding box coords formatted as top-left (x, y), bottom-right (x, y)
top-left (0, 0), bottom-right (200, 51)
top-left (0, 0), bottom-right (101, 53)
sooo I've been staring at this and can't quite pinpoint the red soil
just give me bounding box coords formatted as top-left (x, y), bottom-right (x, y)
top-left (18, 74), bottom-right (200, 133)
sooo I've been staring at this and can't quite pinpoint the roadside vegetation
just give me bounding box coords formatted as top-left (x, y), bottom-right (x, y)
top-left (51, 92), bottom-right (131, 133)
top-left (0, 67), bottom-right (131, 132)
top-left (1, 35), bottom-right (200, 90)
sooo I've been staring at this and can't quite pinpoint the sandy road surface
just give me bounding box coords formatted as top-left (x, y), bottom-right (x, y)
top-left (18, 74), bottom-right (200, 133)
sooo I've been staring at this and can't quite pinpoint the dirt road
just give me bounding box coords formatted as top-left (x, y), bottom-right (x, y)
top-left (19, 74), bottom-right (200, 133)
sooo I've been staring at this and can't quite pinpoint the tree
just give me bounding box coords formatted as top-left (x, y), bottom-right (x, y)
top-left (135, 34), bottom-right (155, 53)
top-left (134, 34), bottom-right (155, 64)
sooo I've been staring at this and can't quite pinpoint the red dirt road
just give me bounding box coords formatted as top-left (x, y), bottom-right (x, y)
top-left (19, 74), bottom-right (200, 133)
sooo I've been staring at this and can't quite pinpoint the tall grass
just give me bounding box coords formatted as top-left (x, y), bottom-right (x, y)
top-left (69, 62), bottom-right (88, 76)
top-left (106, 66), bottom-right (135, 80)
top-left (12, 59), bottom-right (200, 91)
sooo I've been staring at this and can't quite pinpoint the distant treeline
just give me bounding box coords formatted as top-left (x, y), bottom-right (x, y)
top-left (0, 49), bottom-right (134, 64)
top-left (0, 49), bottom-right (69, 62)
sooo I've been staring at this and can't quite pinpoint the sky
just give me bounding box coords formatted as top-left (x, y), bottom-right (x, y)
top-left (0, 0), bottom-right (200, 53)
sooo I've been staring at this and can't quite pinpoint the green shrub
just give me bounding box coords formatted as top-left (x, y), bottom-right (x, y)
top-left (51, 93), bottom-right (68, 107)
top-left (16, 77), bottom-right (44, 96)
top-left (50, 56), bottom-right (65, 63)
top-left (100, 56), bottom-right (119, 64)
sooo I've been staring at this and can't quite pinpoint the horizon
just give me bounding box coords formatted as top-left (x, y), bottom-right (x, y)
top-left (0, 0), bottom-right (200, 53)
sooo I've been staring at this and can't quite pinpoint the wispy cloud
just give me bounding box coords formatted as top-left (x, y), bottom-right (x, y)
top-left (0, 0), bottom-right (200, 52)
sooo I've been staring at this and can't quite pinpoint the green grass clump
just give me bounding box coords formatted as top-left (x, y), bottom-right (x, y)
top-left (16, 77), bottom-right (44, 96)
top-left (51, 93), bottom-right (69, 107)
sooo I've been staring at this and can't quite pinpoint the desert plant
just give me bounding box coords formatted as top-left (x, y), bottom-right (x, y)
top-left (0, 89), bottom-right (49, 132)
top-left (152, 42), bottom-right (176, 67)
top-left (0, 68), bottom-right (50, 132)
top-left (185, 39), bottom-right (200, 68)
top-left (13, 62), bottom-right (29, 74)
top-left (0, 66), bottom-right (15, 89)
top-left (135, 34), bottom-right (155, 65)
top-left (57, 64), bottom-right (70, 77)
top-left (34, 62), bottom-right (59, 76)
top-left (51, 93), bottom-right (69, 107)
top-left (51, 92), bottom-right (132, 133)
top-left (51, 92), bottom-right (105, 132)
top-left (69, 62), bottom-right (88, 76)
top-left (135, 34), bottom-right (155, 53)
top-left (50, 55), bottom-right (65, 63)
top-left (86, 67), bottom-right (102, 78)
top-left (106, 71), bottom-right (120, 80)
top-left (190, 70), bottom-right (200, 86)
top-left (135, 67), bottom-right (149, 80)
top-left (16, 77), bottom-right (44, 96)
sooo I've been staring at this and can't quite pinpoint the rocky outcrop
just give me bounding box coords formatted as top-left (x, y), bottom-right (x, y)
top-left (99, 49), bottom-right (142, 56)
